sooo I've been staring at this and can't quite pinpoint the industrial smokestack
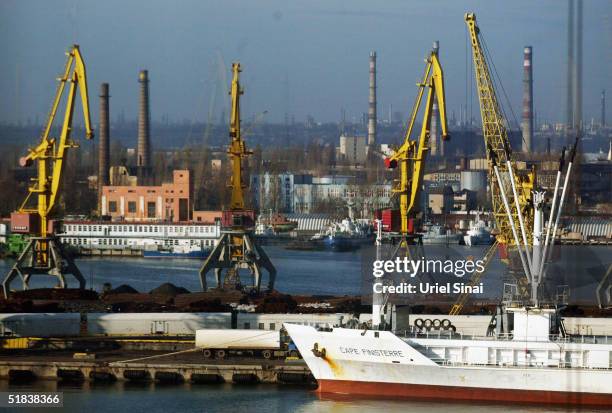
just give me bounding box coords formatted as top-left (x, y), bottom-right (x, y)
top-left (566, 0), bottom-right (574, 130)
top-left (574, 0), bottom-right (583, 132)
top-left (602, 89), bottom-right (606, 128)
top-left (98, 83), bottom-right (110, 208)
top-left (521, 46), bottom-right (533, 153)
top-left (137, 70), bottom-right (151, 169)
top-left (368, 51), bottom-right (377, 147)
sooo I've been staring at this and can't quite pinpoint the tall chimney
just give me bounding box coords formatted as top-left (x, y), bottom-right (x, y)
top-left (566, 0), bottom-right (574, 131)
top-left (137, 70), bottom-right (151, 169)
top-left (574, 0), bottom-right (583, 132)
top-left (602, 89), bottom-right (606, 128)
top-left (368, 51), bottom-right (377, 147)
top-left (521, 46), bottom-right (533, 153)
top-left (98, 83), bottom-right (110, 208)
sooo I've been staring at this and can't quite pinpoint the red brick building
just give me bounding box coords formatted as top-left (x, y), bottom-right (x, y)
top-left (101, 170), bottom-right (193, 222)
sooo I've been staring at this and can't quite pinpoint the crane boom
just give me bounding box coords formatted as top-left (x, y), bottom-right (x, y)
top-left (386, 45), bottom-right (449, 235)
top-left (18, 45), bottom-right (94, 238)
top-left (465, 14), bottom-right (534, 246)
top-left (447, 13), bottom-right (535, 311)
top-left (228, 63), bottom-right (251, 211)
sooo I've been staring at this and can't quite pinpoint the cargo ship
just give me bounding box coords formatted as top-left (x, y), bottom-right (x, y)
top-left (285, 307), bottom-right (612, 406)
top-left (285, 140), bottom-right (612, 406)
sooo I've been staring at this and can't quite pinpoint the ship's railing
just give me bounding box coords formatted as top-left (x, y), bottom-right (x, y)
top-left (399, 330), bottom-right (612, 344)
top-left (432, 358), bottom-right (610, 370)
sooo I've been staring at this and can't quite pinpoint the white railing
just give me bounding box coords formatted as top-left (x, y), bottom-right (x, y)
top-left (401, 330), bottom-right (612, 344)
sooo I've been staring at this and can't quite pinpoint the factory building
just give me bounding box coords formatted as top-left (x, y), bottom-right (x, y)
top-left (460, 170), bottom-right (487, 192)
top-left (250, 173), bottom-right (391, 214)
top-left (337, 135), bottom-right (367, 165)
top-left (250, 173), bottom-right (313, 214)
top-left (426, 186), bottom-right (454, 214)
top-left (101, 170), bottom-right (193, 222)
top-left (294, 179), bottom-right (391, 214)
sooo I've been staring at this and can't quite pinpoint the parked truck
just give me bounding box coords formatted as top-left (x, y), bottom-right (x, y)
top-left (195, 329), bottom-right (299, 359)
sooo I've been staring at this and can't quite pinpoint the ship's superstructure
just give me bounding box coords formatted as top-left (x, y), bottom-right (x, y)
top-left (59, 221), bottom-right (220, 252)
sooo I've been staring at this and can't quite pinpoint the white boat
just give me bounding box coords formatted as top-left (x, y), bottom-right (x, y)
top-left (310, 204), bottom-right (372, 250)
top-left (285, 308), bottom-right (612, 406)
top-left (463, 217), bottom-right (495, 246)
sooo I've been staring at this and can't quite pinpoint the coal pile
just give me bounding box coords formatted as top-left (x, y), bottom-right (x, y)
top-left (186, 298), bottom-right (232, 312)
top-left (255, 293), bottom-right (297, 313)
top-left (109, 301), bottom-right (176, 313)
top-left (10, 288), bottom-right (99, 301)
top-left (149, 283), bottom-right (190, 296)
top-left (106, 284), bottom-right (139, 295)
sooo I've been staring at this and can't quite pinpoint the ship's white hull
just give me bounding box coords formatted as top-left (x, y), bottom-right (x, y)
top-left (463, 234), bottom-right (494, 246)
top-left (285, 324), bottom-right (612, 406)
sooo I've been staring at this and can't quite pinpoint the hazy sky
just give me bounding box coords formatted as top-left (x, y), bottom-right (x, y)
top-left (1, 0), bottom-right (610, 127)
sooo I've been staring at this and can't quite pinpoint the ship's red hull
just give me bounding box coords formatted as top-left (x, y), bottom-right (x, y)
top-left (317, 379), bottom-right (612, 407)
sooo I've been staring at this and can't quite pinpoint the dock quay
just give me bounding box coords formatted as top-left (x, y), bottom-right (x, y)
top-left (0, 351), bottom-right (313, 386)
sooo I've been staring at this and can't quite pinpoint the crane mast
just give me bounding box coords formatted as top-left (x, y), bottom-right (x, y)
top-left (386, 43), bottom-right (449, 236)
top-left (3, 45), bottom-right (93, 298)
top-left (454, 14), bottom-right (576, 312)
top-left (228, 63), bottom-right (251, 211)
top-left (199, 62), bottom-right (276, 294)
top-left (465, 13), bottom-right (534, 247)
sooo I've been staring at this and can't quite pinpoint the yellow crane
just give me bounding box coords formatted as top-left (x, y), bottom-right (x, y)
top-left (3, 45), bottom-right (94, 298)
top-left (227, 63), bottom-right (251, 211)
top-left (385, 43), bottom-right (449, 237)
top-left (449, 13), bottom-right (535, 314)
top-left (464, 13), bottom-right (535, 246)
top-left (199, 62), bottom-right (276, 293)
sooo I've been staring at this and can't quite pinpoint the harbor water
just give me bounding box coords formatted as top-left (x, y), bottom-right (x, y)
top-left (1, 244), bottom-right (607, 302)
top-left (0, 381), bottom-right (598, 413)
top-left (0, 245), bottom-right (494, 295)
